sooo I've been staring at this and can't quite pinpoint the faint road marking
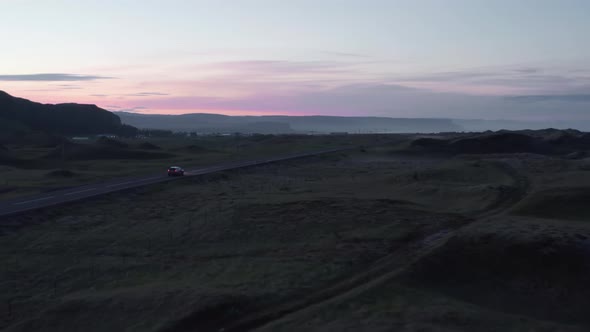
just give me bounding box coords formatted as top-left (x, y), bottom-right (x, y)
top-left (64, 188), bottom-right (97, 196)
top-left (105, 180), bottom-right (138, 188)
top-left (12, 196), bottom-right (55, 205)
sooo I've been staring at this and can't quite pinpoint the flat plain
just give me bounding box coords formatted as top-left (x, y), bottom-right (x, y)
top-left (2, 132), bottom-right (590, 331)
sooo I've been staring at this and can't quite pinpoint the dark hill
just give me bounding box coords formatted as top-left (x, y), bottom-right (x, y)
top-left (447, 132), bottom-right (546, 154)
top-left (0, 90), bottom-right (132, 136)
top-left (408, 132), bottom-right (560, 155)
top-left (410, 137), bottom-right (448, 148)
top-left (403, 222), bottom-right (590, 324)
top-left (137, 142), bottom-right (161, 150)
top-left (96, 136), bottom-right (128, 148)
top-left (542, 132), bottom-right (590, 150)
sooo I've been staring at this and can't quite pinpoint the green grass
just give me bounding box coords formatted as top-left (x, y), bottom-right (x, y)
top-left (4, 144), bottom-right (590, 331)
top-left (0, 134), bottom-right (399, 200)
top-left (260, 281), bottom-right (583, 332)
top-left (1, 149), bottom-right (461, 332)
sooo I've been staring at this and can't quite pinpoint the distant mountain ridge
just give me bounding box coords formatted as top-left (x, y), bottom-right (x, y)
top-left (116, 112), bottom-right (590, 134)
top-left (3, 90), bottom-right (587, 137)
top-left (115, 112), bottom-right (464, 134)
top-left (0, 90), bottom-right (133, 136)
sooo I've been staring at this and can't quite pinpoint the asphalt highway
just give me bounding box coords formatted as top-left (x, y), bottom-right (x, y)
top-left (0, 148), bottom-right (346, 218)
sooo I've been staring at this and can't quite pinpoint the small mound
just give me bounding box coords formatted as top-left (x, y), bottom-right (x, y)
top-left (512, 187), bottom-right (590, 221)
top-left (544, 131), bottom-right (580, 145)
top-left (249, 134), bottom-right (274, 142)
top-left (410, 137), bottom-right (447, 148)
top-left (448, 132), bottom-right (545, 154)
top-left (565, 151), bottom-right (588, 159)
top-left (384, 160), bottom-right (516, 214)
top-left (541, 131), bottom-right (590, 152)
top-left (137, 142), bottom-right (161, 150)
top-left (0, 186), bottom-right (17, 194)
top-left (405, 132), bottom-right (560, 155)
top-left (45, 144), bottom-right (173, 160)
top-left (0, 149), bottom-right (21, 166)
top-left (183, 144), bottom-right (211, 153)
top-left (264, 135), bottom-right (296, 144)
top-left (46, 169), bottom-right (77, 177)
top-left (11, 287), bottom-right (257, 332)
top-left (534, 128), bottom-right (581, 137)
top-left (96, 136), bottom-right (128, 148)
top-left (158, 295), bottom-right (256, 332)
top-left (403, 219), bottom-right (590, 324)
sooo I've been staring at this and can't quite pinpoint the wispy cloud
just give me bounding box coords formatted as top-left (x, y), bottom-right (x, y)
top-left (159, 59), bottom-right (388, 97)
top-left (24, 85), bottom-right (83, 91)
top-left (110, 106), bottom-right (150, 113)
top-left (0, 73), bottom-right (114, 81)
top-left (56, 84), bottom-right (83, 90)
top-left (193, 60), bottom-right (380, 82)
top-left (114, 79), bottom-right (590, 120)
top-left (394, 66), bottom-right (590, 95)
top-left (512, 67), bottom-right (542, 74)
top-left (399, 70), bottom-right (502, 82)
top-left (322, 51), bottom-right (371, 58)
top-left (506, 94), bottom-right (590, 103)
top-left (124, 92), bottom-right (169, 97)
top-left (12, 58), bottom-right (589, 121)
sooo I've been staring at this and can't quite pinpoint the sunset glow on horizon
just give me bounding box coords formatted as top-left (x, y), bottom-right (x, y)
top-left (2, 0), bottom-right (590, 120)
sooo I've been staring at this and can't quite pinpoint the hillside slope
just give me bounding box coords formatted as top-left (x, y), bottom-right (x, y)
top-left (0, 90), bottom-right (128, 136)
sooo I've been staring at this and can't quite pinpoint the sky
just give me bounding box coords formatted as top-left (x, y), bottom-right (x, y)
top-left (1, 0), bottom-right (590, 120)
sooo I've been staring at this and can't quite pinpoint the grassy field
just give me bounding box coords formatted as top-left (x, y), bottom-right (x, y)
top-left (0, 134), bottom-right (397, 199)
top-left (3, 136), bottom-right (590, 331)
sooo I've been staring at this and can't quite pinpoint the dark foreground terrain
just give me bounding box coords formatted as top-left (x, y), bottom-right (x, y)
top-left (2, 130), bottom-right (590, 331)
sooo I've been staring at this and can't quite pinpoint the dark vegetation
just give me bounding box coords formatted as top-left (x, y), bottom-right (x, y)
top-left (404, 218), bottom-right (590, 324)
top-left (513, 187), bottom-right (590, 221)
top-left (408, 129), bottom-right (590, 155)
top-left (43, 141), bottom-right (173, 161)
top-left (4, 138), bottom-right (590, 331)
top-left (137, 142), bottom-right (161, 150)
top-left (45, 169), bottom-right (77, 178)
top-left (96, 136), bottom-right (129, 148)
top-left (1, 127), bottom-right (384, 199)
top-left (179, 144), bottom-right (212, 153)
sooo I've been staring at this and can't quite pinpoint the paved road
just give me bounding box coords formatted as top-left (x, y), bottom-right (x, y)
top-left (0, 148), bottom-right (347, 218)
